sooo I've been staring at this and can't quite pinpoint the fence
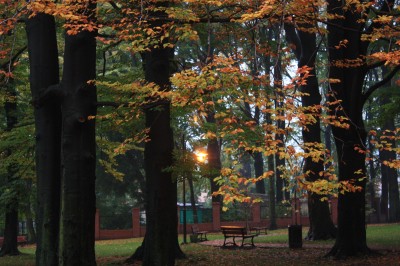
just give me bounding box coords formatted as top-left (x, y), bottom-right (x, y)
top-left (94, 198), bottom-right (338, 240)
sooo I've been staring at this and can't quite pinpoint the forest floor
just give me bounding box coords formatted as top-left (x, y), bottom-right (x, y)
top-left (97, 232), bottom-right (400, 266)
top-left (97, 242), bottom-right (400, 266)
top-left (1, 224), bottom-right (399, 265)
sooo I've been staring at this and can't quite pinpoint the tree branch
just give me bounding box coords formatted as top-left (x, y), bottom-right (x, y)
top-left (362, 65), bottom-right (400, 106)
top-left (0, 46), bottom-right (27, 71)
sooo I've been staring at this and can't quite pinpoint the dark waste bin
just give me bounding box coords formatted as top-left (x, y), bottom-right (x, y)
top-left (288, 224), bottom-right (302, 248)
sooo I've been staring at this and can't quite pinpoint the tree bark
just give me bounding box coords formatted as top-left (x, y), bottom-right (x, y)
top-left (380, 119), bottom-right (400, 222)
top-left (129, 2), bottom-right (184, 264)
top-left (0, 80), bottom-right (20, 257)
top-left (285, 19), bottom-right (336, 240)
top-left (58, 3), bottom-right (97, 264)
top-left (0, 208), bottom-right (19, 256)
top-left (26, 13), bottom-right (61, 265)
top-left (326, 0), bottom-right (369, 257)
top-left (206, 113), bottom-right (222, 203)
top-left (141, 47), bottom-right (183, 266)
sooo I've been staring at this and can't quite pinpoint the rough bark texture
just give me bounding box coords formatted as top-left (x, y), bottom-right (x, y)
top-left (26, 13), bottom-right (61, 265)
top-left (58, 11), bottom-right (97, 265)
top-left (326, 0), bottom-right (369, 257)
top-left (128, 2), bottom-right (183, 263)
top-left (285, 21), bottom-right (336, 240)
top-left (142, 47), bottom-right (181, 266)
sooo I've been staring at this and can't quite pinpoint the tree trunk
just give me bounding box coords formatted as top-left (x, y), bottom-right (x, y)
top-left (129, 2), bottom-right (184, 262)
top-left (24, 187), bottom-right (36, 244)
top-left (273, 43), bottom-right (287, 202)
top-left (0, 208), bottom-right (19, 256)
top-left (58, 5), bottom-right (97, 265)
top-left (206, 113), bottom-right (222, 203)
top-left (24, 180), bottom-right (36, 244)
top-left (188, 174), bottom-right (198, 224)
top-left (254, 152), bottom-right (266, 194)
top-left (263, 111), bottom-right (277, 229)
top-left (285, 19), bottom-right (336, 240)
top-left (366, 102), bottom-right (378, 223)
top-left (1, 80), bottom-right (20, 257)
top-left (26, 13), bottom-right (61, 265)
top-left (141, 47), bottom-right (182, 266)
top-left (326, 0), bottom-right (369, 257)
top-left (381, 119), bottom-right (400, 222)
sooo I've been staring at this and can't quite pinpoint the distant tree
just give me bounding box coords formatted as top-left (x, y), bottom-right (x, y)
top-left (0, 79), bottom-right (20, 257)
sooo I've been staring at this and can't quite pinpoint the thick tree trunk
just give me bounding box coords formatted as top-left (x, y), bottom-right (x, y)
top-left (58, 8), bottom-right (97, 265)
top-left (141, 47), bottom-right (182, 266)
top-left (327, 0), bottom-right (369, 257)
top-left (26, 13), bottom-right (61, 265)
top-left (0, 208), bottom-right (19, 256)
top-left (129, 2), bottom-right (184, 262)
top-left (285, 21), bottom-right (336, 240)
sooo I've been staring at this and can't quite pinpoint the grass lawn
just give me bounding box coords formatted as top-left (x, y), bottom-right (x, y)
top-left (0, 224), bottom-right (398, 265)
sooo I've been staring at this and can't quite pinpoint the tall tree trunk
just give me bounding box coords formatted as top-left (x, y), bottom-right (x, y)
top-left (253, 152), bottom-right (265, 194)
top-left (206, 114), bottom-right (222, 203)
top-left (379, 147), bottom-right (389, 222)
top-left (188, 174), bottom-right (198, 224)
top-left (326, 0), bottom-right (369, 257)
top-left (366, 101), bottom-right (378, 223)
top-left (252, 104), bottom-right (265, 194)
top-left (58, 3), bottom-right (97, 264)
top-left (265, 112), bottom-right (277, 229)
top-left (0, 80), bottom-right (19, 257)
top-left (285, 19), bottom-right (336, 240)
top-left (129, 2), bottom-right (184, 264)
top-left (381, 119), bottom-right (400, 222)
top-left (0, 208), bottom-right (19, 256)
top-left (26, 13), bottom-right (61, 265)
top-left (274, 53), bottom-right (287, 202)
top-left (141, 47), bottom-right (183, 266)
top-left (24, 202), bottom-right (36, 244)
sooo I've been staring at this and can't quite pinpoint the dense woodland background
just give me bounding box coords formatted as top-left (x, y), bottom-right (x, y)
top-left (1, 0), bottom-right (400, 265)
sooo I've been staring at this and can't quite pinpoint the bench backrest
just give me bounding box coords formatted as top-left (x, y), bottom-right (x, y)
top-left (192, 225), bottom-right (200, 233)
top-left (221, 227), bottom-right (247, 235)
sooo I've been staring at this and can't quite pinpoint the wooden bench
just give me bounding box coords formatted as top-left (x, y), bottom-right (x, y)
top-left (221, 226), bottom-right (257, 247)
top-left (250, 226), bottom-right (268, 235)
top-left (191, 225), bottom-right (208, 241)
top-left (0, 235), bottom-right (27, 246)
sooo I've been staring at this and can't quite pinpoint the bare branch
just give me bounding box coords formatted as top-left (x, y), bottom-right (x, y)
top-left (362, 65), bottom-right (400, 105)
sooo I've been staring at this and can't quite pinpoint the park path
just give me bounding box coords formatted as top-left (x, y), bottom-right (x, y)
top-left (199, 239), bottom-right (330, 249)
top-left (199, 239), bottom-right (400, 251)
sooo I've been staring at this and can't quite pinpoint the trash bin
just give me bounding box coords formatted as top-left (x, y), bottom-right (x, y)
top-left (288, 224), bottom-right (302, 248)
